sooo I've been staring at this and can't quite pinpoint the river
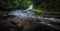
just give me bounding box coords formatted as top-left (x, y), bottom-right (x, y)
top-left (8, 5), bottom-right (60, 30)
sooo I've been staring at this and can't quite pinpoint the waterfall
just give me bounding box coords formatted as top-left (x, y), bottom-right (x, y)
top-left (8, 5), bottom-right (34, 18)
top-left (26, 5), bottom-right (33, 11)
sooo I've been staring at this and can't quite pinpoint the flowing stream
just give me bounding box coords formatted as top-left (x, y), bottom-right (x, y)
top-left (8, 5), bottom-right (60, 29)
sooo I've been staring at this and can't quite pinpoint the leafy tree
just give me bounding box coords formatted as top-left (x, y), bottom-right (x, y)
top-left (0, 0), bottom-right (32, 11)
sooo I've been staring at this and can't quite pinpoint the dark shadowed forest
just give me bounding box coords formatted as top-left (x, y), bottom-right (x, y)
top-left (0, 0), bottom-right (60, 31)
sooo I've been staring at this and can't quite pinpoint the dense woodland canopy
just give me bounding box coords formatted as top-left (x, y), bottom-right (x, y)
top-left (33, 0), bottom-right (60, 14)
top-left (0, 0), bottom-right (60, 14)
top-left (0, 0), bottom-right (32, 10)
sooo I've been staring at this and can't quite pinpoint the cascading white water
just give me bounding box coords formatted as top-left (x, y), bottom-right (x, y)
top-left (8, 5), bottom-right (34, 18)
top-left (8, 5), bottom-right (60, 29)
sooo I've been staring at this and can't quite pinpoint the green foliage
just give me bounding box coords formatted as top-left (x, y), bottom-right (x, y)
top-left (33, 0), bottom-right (60, 14)
top-left (34, 0), bottom-right (60, 11)
top-left (32, 9), bottom-right (60, 15)
top-left (0, 0), bottom-right (32, 10)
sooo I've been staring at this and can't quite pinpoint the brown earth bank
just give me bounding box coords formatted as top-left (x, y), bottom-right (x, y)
top-left (0, 16), bottom-right (38, 31)
top-left (0, 15), bottom-right (60, 31)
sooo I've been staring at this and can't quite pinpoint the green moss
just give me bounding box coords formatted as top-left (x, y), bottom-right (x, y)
top-left (32, 9), bottom-right (60, 15)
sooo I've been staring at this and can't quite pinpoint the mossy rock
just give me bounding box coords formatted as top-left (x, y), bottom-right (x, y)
top-left (32, 9), bottom-right (60, 15)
